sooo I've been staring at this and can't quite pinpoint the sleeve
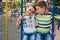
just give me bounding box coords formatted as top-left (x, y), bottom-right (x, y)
top-left (34, 15), bottom-right (39, 28)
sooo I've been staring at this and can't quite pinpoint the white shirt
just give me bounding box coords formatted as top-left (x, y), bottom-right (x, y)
top-left (23, 15), bottom-right (36, 33)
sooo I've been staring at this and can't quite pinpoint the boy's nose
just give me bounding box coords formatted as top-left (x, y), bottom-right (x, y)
top-left (29, 11), bottom-right (32, 13)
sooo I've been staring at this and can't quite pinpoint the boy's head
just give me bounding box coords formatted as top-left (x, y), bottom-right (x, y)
top-left (35, 1), bottom-right (47, 14)
top-left (26, 5), bottom-right (36, 16)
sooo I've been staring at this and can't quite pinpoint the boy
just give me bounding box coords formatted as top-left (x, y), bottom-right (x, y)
top-left (35, 1), bottom-right (56, 40)
top-left (16, 5), bottom-right (36, 40)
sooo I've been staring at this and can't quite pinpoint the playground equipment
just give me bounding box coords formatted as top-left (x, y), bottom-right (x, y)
top-left (52, 0), bottom-right (56, 40)
top-left (5, 0), bottom-right (8, 40)
top-left (20, 0), bottom-right (23, 40)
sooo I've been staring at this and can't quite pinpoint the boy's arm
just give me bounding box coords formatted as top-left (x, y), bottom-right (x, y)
top-left (54, 22), bottom-right (57, 37)
top-left (16, 14), bottom-right (26, 29)
top-left (16, 16), bottom-right (23, 29)
top-left (34, 15), bottom-right (39, 28)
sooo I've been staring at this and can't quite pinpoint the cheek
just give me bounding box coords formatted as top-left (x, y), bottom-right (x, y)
top-left (26, 9), bottom-right (29, 12)
top-left (40, 9), bottom-right (45, 13)
top-left (26, 10), bottom-right (31, 13)
top-left (30, 13), bottom-right (32, 15)
top-left (38, 9), bottom-right (42, 13)
top-left (26, 8), bottom-right (30, 12)
top-left (43, 10), bottom-right (46, 13)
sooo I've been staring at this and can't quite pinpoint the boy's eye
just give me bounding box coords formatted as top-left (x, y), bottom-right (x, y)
top-left (29, 9), bottom-right (35, 13)
top-left (29, 9), bottom-right (31, 11)
top-left (31, 11), bottom-right (35, 13)
top-left (36, 9), bottom-right (39, 10)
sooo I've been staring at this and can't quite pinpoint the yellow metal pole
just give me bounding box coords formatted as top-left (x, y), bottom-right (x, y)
top-left (5, 0), bottom-right (8, 40)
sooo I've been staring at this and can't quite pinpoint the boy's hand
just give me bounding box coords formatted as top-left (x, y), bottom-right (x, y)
top-left (16, 13), bottom-right (27, 29)
top-left (54, 31), bottom-right (56, 37)
top-left (54, 22), bottom-right (56, 38)
top-left (22, 13), bottom-right (27, 17)
top-left (16, 22), bottom-right (20, 29)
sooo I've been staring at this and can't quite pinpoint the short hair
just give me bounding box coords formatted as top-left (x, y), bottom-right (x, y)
top-left (35, 1), bottom-right (47, 9)
top-left (26, 2), bottom-right (33, 7)
top-left (27, 5), bottom-right (36, 12)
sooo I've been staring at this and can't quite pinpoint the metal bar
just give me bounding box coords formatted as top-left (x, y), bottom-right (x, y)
top-left (52, 0), bottom-right (56, 40)
top-left (21, 0), bottom-right (23, 40)
top-left (5, 0), bottom-right (8, 40)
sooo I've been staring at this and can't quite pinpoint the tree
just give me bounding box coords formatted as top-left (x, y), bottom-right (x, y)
top-left (0, 0), bottom-right (2, 2)
top-left (56, 0), bottom-right (60, 6)
top-left (15, 0), bottom-right (21, 6)
top-left (32, 0), bottom-right (38, 3)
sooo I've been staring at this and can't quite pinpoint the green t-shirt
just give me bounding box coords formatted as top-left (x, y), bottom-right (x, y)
top-left (36, 15), bottom-right (52, 33)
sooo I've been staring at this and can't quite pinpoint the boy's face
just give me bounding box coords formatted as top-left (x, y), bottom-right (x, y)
top-left (26, 6), bottom-right (35, 16)
top-left (36, 6), bottom-right (46, 14)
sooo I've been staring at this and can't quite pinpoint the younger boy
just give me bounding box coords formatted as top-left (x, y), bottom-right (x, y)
top-left (16, 5), bottom-right (36, 40)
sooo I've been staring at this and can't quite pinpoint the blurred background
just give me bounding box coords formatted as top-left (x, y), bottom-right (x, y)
top-left (0, 0), bottom-right (60, 40)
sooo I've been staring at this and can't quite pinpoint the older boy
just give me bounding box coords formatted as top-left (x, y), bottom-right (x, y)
top-left (35, 1), bottom-right (56, 40)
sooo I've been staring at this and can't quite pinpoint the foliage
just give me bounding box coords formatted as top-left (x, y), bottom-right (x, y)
top-left (0, 0), bottom-right (2, 2)
top-left (56, 0), bottom-right (60, 6)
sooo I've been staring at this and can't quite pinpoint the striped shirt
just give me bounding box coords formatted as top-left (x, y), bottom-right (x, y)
top-left (36, 15), bottom-right (52, 33)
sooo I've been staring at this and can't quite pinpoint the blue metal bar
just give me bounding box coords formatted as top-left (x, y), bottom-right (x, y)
top-left (52, 0), bottom-right (56, 40)
top-left (20, 0), bottom-right (23, 40)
